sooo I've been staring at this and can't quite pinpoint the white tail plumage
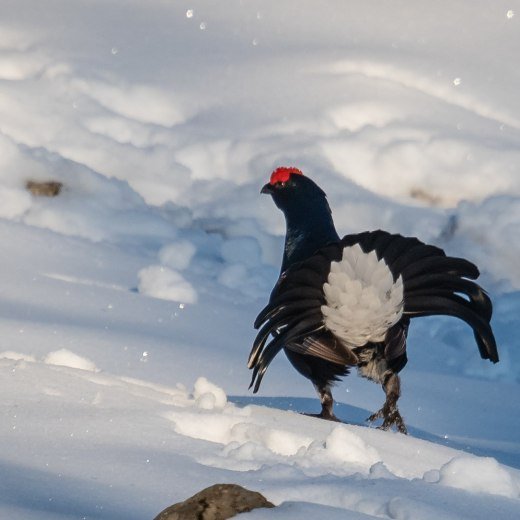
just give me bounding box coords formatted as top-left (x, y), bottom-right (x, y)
top-left (321, 244), bottom-right (404, 346)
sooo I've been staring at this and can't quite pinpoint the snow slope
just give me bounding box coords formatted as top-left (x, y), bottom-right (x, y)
top-left (0, 0), bottom-right (519, 518)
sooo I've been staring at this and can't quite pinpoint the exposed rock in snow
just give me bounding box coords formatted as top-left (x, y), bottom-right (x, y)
top-left (152, 484), bottom-right (274, 520)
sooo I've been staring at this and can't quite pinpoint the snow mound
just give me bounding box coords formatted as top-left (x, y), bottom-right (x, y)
top-left (44, 349), bottom-right (98, 372)
top-left (438, 456), bottom-right (520, 499)
top-left (323, 427), bottom-right (381, 467)
top-left (217, 236), bottom-right (276, 299)
top-left (193, 376), bottom-right (228, 410)
top-left (166, 396), bottom-right (390, 476)
top-left (138, 265), bottom-right (197, 304)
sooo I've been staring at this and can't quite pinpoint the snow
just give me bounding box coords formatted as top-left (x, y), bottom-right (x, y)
top-left (158, 240), bottom-right (197, 271)
top-left (437, 456), bottom-right (520, 498)
top-left (0, 351), bottom-right (36, 363)
top-left (138, 265), bottom-right (198, 304)
top-left (44, 349), bottom-right (98, 372)
top-left (193, 376), bottom-right (228, 410)
top-left (0, 0), bottom-right (519, 519)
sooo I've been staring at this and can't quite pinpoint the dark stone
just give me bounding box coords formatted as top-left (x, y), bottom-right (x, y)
top-left (26, 180), bottom-right (63, 197)
top-left (153, 483), bottom-right (275, 520)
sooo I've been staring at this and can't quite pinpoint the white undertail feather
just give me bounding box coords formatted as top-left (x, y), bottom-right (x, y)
top-left (321, 244), bottom-right (404, 346)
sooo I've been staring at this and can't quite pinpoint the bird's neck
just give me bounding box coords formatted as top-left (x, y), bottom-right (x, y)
top-left (281, 206), bottom-right (340, 272)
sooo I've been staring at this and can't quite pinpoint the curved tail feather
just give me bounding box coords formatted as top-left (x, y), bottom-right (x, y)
top-left (404, 294), bottom-right (497, 362)
top-left (392, 243), bottom-right (497, 363)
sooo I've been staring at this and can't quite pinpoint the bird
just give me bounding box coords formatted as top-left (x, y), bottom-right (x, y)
top-left (248, 167), bottom-right (498, 433)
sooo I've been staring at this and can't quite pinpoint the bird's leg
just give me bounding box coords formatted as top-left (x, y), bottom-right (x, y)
top-left (317, 385), bottom-right (340, 421)
top-left (367, 372), bottom-right (407, 434)
top-left (305, 384), bottom-right (340, 421)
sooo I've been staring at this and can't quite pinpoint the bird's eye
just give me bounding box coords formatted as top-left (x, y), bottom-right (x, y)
top-left (273, 179), bottom-right (296, 189)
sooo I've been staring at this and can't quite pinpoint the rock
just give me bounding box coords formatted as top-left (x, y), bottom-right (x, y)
top-left (153, 483), bottom-right (275, 520)
top-left (26, 180), bottom-right (63, 197)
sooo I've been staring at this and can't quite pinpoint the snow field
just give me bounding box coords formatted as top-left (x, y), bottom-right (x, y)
top-left (2, 358), bottom-right (519, 520)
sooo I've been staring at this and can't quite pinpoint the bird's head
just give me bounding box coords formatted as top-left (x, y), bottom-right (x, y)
top-left (261, 167), bottom-right (329, 214)
top-left (262, 167), bottom-right (339, 268)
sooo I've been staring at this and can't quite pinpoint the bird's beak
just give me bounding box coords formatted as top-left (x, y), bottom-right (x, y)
top-left (261, 183), bottom-right (273, 194)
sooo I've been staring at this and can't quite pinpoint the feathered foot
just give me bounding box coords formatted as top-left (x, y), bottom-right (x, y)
top-left (367, 373), bottom-right (408, 434)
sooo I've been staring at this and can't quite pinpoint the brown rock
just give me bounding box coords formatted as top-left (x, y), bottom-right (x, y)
top-left (153, 483), bottom-right (275, 520)
top-left (26, 180), bottom-right (63, 197)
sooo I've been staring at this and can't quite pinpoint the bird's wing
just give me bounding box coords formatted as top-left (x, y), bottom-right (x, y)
top-left (248, 243), bottom-right (343, 393)
top-left (286, 331), bottom-right (359, 366)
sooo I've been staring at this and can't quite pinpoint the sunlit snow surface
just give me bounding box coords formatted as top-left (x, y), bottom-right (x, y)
top-left (0, 1), bottom-right (519, 518)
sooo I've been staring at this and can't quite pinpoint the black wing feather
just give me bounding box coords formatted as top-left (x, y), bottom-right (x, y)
top-left (248, 308), bottom-right (320, 369)
top-left (402, 256), bottom-right (479, 280)
top-left (250, 315), bottom-right (325, 392)
top-left (254, 299), bottom-right (322, 330)
top-left (390, 244), bottom-right (445, 274)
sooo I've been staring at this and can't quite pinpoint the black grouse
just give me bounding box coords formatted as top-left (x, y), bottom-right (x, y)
top-left (248, 167), bottom-right (498, 433)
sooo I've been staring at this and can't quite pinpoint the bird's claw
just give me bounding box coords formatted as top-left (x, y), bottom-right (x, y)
top-left (303, 411), bottom-right (341, 422)
top-left (367, 407), bottom-right (407, 434)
